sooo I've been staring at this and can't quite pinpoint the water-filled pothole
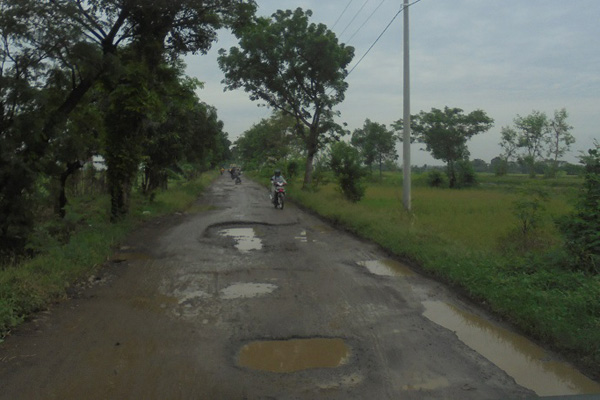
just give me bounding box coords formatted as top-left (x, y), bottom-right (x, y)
top-left (218, 227), bottom-right (262, 252)
top-left (422, 300), bottom-right (600, 396)
top-left (220, 282), bottom-right (277, 299)
top-left (238, 338), bottom-right (350, 373)
top-left (357, 259), bottom-right (414, 277)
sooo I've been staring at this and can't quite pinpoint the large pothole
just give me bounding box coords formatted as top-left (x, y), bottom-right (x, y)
top-left (213, 226), bottom-right (263, 252)
top-left (238, 338), bottom-right (350, 373)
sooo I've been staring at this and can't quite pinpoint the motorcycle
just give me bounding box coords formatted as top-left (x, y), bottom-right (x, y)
top-left (272, 181), bottom-right (286, 209)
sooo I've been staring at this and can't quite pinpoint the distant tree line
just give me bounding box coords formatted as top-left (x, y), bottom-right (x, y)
top-left (1, 0), bottom-right (257, 256)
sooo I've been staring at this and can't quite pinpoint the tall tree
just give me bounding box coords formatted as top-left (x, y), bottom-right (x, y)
top-left (547, 108), bottom-right (575, 176)
top-left (218, 8), bottom-right (354, 188)
top-left (404, 107), bottom-right (493, 188)
top-left (499, 109), bottom-right (574, 177)
top-left (351, 119), bottom-right (397, 179)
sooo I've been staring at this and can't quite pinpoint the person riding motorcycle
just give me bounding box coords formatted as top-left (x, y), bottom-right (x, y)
top-left (270, 169), bottom-right (287, 200)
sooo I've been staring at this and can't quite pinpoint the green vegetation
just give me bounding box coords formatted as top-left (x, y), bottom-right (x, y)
top-left (284, 171), bottom-right (600, 376)
top-left (1, 0), bottom-right (252, 256)
top-left (0, 171), bottom-right (218, 340)
top-left (218, 7), bottom-right (354, 188)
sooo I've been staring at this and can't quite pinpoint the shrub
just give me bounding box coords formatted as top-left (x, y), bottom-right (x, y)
top-left (456, 159), bottom-right (478, 188)
top-left (286, 159), bottom-right (300, 179)
top-left (426, 170), bottom-right (446, 188)
top-left (498, 188), bottom-right (551, 253)
top-left (328, 142), bottom-right (367, 202)
top-left (558, 142), bottom-right (600, 274)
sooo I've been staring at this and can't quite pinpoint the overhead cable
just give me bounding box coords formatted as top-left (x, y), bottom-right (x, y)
top-left (346, 0), bottom-right (387, 44)
top-left (339, 0), bottom-right (370, 38)
top-left (347, 0), bottom-right (423, 77)
top-left (331, 0), bottom-right (354, 30)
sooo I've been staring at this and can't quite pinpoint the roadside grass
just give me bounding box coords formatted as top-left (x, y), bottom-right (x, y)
top-left (287, 172), bottom-right (600, 376)
top-left (0, 171), bottom-right (218, 340)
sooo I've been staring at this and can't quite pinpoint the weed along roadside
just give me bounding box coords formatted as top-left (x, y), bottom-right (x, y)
top-left (282, 171), bottom-right (600, 379)
top-left (0, 171), bottom-right (219, 342)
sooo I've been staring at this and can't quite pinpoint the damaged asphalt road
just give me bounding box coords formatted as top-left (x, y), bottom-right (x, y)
top-left (1, 175), bottom-right (598, 399)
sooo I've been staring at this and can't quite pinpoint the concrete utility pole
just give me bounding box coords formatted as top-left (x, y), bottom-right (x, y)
top-left (402, 0), bottom-right (411, 211)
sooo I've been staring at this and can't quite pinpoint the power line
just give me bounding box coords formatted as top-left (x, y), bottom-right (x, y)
top-left (347, 0), bottom-right (423, 77)
top-left (339, 0), bottom-right (370, 38)
top-left (331, 0), bottom-right (354, 30)
top-left (346, 0), bottom-right (387, 44)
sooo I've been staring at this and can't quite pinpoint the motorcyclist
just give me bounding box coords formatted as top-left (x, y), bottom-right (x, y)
top-left (270, 169), bottom-right (287, 200)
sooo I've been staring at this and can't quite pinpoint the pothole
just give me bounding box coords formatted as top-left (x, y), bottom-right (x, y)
top-left (422, 300), bottom-right (600, 396)
top-left (218, 227), bottom-right (262, 252)
top-left (220, 282), bottom-right (277, 299)
top-left (357, 259), bottom-right (414, 277)
top-left (238, 338), bottom-right (350, 373)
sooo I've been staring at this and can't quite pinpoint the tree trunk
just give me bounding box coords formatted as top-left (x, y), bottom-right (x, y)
top-left (448, 160), bottom-right (456, 188)
top-left (302, 127), bottom-right (319, 189)
top-left (110, 178), bottom-right (132, 221)
top-left (57, 161), bottom-right (83, 218)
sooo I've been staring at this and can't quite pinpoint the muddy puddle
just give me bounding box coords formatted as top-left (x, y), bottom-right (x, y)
top-left (220, 282), bottom-right (277, 299)
top-left (218, 227), bottom-right (262, 252)
top-left (238, 338), bottom-right (349, 373)
top-left (422, 301), bottom-right (600, 396)
top-left (357, 259), bottom-right (414, 277)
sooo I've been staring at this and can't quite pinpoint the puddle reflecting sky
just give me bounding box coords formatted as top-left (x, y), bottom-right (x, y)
top-left (238, 338), bottom-right (349, 373)
top-left (218, 227), bottom-right (262, 252)
top-left (422, 301), bottom-right (600, 396)
top-left (357, 259), bottom-right (414, 277)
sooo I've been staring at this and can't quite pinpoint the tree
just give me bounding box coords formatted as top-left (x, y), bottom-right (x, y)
top-left (218, 8), bottom-right (354, 188)
top-left (0, 0), bottom-right (257, 239)
top-left (499, 109), bottom-right (575, 178)
top-left (546, 108), bottom-right (575, 177)
top-left (351, 119), bottom-right (397, 179)
top-left (407, 107), bottom-right (493, 188)
top-left (471, 158), bottom-right (488, 173)
top-left (515, 111), bottom-right (549, 177)
top-left (234, 112), bottom-right (299, 168)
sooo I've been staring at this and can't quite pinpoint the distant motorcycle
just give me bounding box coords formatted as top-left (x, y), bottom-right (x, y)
top-left (235, 175), bottom-right (242, 184)
top-left (272, 181), bottom-right (286, 209)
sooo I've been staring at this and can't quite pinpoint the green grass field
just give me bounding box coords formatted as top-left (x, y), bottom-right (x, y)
top-left (286, 171), bottom-right (600, 377)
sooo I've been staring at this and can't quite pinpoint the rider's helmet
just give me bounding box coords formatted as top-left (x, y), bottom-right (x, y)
top-left (274, 169), bottom-right (281, 177)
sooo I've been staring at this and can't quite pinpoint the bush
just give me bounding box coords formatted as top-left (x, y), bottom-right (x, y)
top-left (497, 188), bottom-right (551, 254)
top-left (286, 159), bottom-right (300, 179)
top-left (328, 142), bottom-right (367, 202)
top-left (426, 170), bottom-right (446, 188)
top-left (456, 159), bottom-right (478, 188)
top-left (558, 142), bottom-right (600, 274)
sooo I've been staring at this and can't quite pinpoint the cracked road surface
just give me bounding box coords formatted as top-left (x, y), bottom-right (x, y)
top-left (1, 175), bottom-right (597, 399)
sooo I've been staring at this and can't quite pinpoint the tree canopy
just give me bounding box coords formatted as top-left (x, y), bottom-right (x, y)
top-left (218, 8), bottom-right (354, 188)
top-left (401, 107), bottom-right (494, 188)
top-left (499, 108), bottom-right (574, 177)
top-left (351, 119), bottom-right (397, 179)
top-left (0, 0), bottom-right (252, 252)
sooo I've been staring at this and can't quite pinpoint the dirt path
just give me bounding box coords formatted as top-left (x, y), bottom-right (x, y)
top-left (1, 175), bottom-right (598, 399)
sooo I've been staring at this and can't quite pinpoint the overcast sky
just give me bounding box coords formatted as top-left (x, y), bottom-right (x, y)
top-left (184, 0), bottom-right (600, 165)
